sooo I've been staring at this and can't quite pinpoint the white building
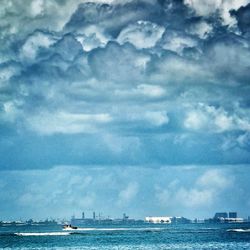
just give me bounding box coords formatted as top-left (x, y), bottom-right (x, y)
top-left (224, 217), bottom-right (244, 223)
top-left (145, 216), bottom-right (171, 224)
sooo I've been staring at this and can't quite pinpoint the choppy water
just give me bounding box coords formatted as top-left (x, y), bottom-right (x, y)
top-left (1, 223), bottom-right (250, 249)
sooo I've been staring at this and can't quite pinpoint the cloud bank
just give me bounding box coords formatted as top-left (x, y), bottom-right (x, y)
top-left (1, 0), bottom-right (250, 168)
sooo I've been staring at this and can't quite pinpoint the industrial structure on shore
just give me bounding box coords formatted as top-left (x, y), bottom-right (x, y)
top-left (204, 212), bottom-right (244, 223)
top-left (1, 211), bottom-right (249, 226)
top-left (69, 210), bottom-right (246, 226)
top-left (70, 212), bottom-right (191, 225)
top-left (70, 212), bottom-right (144, 225)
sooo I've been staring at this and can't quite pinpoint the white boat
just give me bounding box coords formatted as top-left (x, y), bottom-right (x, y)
top-left (63, 224), bottom-right (78, 230)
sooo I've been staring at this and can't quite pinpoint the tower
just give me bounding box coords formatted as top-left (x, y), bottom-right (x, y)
top-left (229, 212), bottom-right (237, 218)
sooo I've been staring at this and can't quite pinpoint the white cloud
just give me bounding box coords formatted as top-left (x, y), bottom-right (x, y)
top-left (117, 182), bottom-right (139, 207)
top-left (187, 21), bottom-right (213, 39)
top-left (1, 100), bottom-right (23, 123)
top-left (150, 53), bottom-right (210, 84)
top-left (136, 84), bottom-right (166, 98)
top-left (102, 133), bottom-right (141, 155)
top-left (156, 184), bottom-right (215, 208)
top-left (26, 111), bottom-right (112, 135)
top-left (207, 43), bottom-right (250, 84)
top-left (197, 169), bottom-right (232, 189)
top-left (155, 168), bottom-right (233, 209)
top-left (114, 84), bottom-right (166, 99)
top-left (184, 0), bottom-right (222, 16)
top-left (0, 0), bottom-right (100, 39)
top-left (237, 132), bottom-right (250, 148)
top-left (30, 0), bottom-right (45, 17)
top-left (20, 31), bottom-right (56, 60)
top-left (0, 63), bottom-right (20, 82)
top-left (16, 166), bottom-right (99, 216)
top-left (155, 189), bottom-right (171, 206)
top-left (176, 188), bottom-right (214, 207)
top-left (76, 26), bottom-right (110, 52)
top-left (117, 21), bottom-right (165, 49)
top-left (214, 112), bottom-right (233, 131)
top-left (144, 111), bottom-right (169, 126)
top-left (220, 0), bottom-right (250, 26)
top-left (184, 110), bottom-right (207, 130)
top-left (176, 169), bottom-right (233, 207)
top-left (184, 0), bottom-right (250, 26)
top-left (88, 42), bottom-right (151, 82)
top-left (77, 192), bottom-right (96, 208)
top-left (184, 103), bottom-right (250, 133)
top-left (161, 31), bottom-right (198, 54)
top-left (122, 109), bottom-right (169, 127)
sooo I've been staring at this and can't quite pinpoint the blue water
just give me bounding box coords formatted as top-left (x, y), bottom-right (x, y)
top-left (1, 223), bottom-right (250, 249)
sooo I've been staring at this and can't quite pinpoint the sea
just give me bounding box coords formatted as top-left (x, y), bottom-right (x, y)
top-left (1, 223), bottom-right (250, 249)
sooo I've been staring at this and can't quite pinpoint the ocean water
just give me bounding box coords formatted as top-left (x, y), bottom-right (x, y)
top-left (1, 223), bottom-right (250, 249)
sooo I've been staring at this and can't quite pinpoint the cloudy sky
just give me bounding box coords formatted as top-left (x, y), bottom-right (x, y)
top-left (1, 0), bottom-right (250, 221)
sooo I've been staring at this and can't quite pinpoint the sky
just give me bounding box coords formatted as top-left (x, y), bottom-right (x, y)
top-left (0, 0), bottom-right (250, 221)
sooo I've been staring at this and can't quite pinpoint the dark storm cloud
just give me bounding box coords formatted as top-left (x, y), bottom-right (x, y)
top-left (231, 3), bottom-right (250, 35)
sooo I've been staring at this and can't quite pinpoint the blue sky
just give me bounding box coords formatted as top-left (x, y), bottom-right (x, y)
top-left (0, 0), bottom-right (250, 220)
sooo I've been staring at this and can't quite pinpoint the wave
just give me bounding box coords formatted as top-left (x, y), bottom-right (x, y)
top-left (227, 229), bottom-right (250, 233)
top-left (14, 232), bottom-right (71, 236)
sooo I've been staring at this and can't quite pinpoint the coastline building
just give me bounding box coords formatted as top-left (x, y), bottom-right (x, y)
top-left (229, 212), bottom-right (237, 219)
top-left (70, 212), bottom-right (142, 225)
top-left (171, 216), bottom-right (191, 224)
top-left (225, 211), bottom-right (243, 223)
top-left (205, 212), bottom-right (244, 223)
top-left (214, 212), bottom-right (228, 220)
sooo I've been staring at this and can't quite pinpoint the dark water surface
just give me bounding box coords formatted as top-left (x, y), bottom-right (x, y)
top-left (1, 223), bottom-right (250, 249)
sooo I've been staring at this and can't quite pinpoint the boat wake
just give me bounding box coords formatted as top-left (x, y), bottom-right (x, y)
top-left (227, 229), bottom-right (250, 233)
top-left (14, 232), bottom-right (71, 236)
top-left (63, 227), bottom-right (164, 231)
top-left (13, 227), bottom-right (165, 236)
